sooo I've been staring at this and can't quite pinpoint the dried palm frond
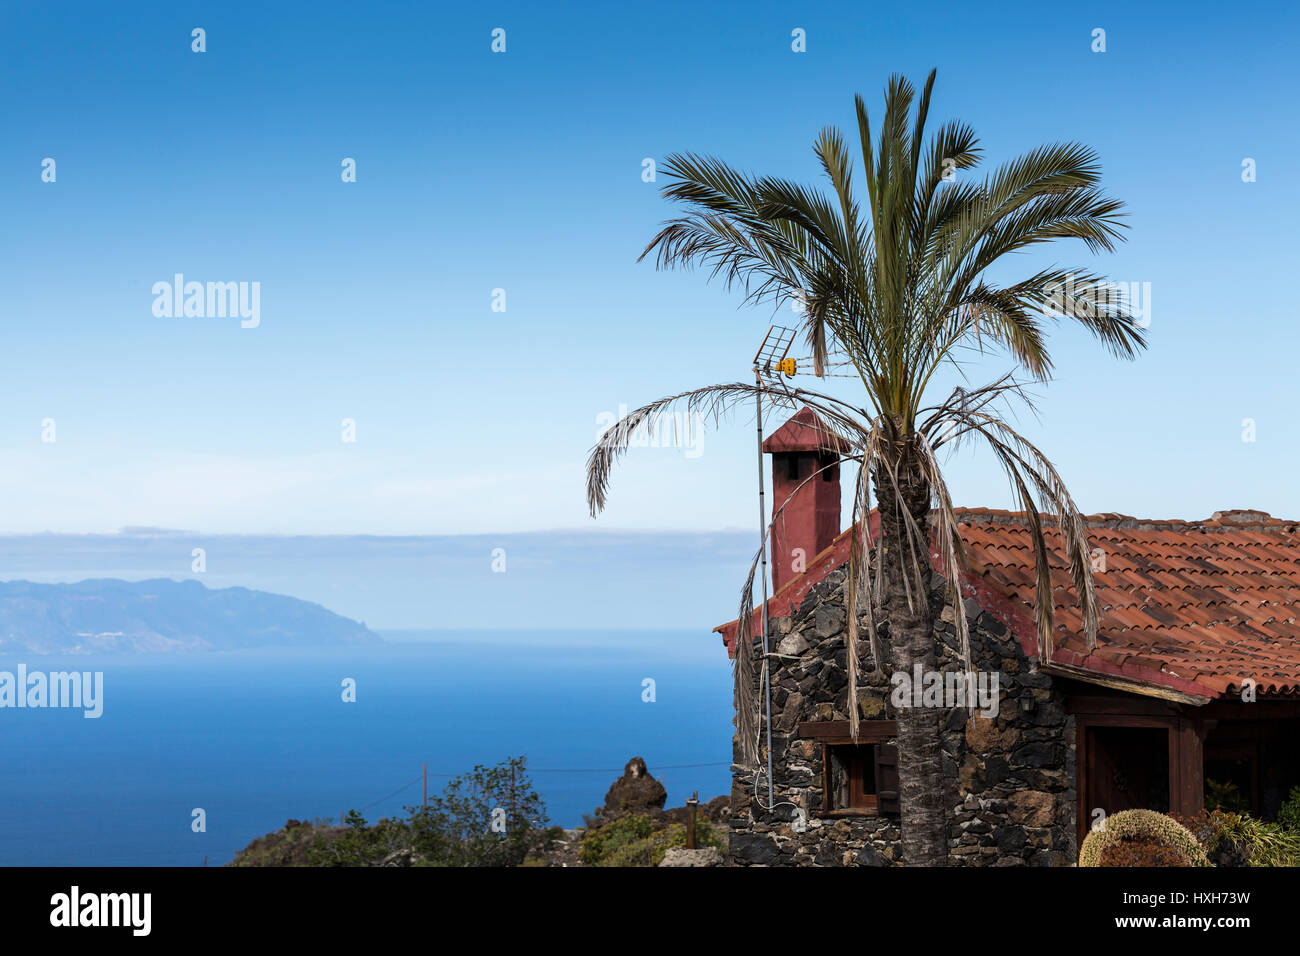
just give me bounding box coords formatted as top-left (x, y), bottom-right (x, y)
top-left (587, 382), bottom-right (868, 519)
top-left (594, 381), bottom-right (874, 766)
top-left (919, 394), bottom-right (1101, 658)
top-left (733, 549), bottom-right (761, 768)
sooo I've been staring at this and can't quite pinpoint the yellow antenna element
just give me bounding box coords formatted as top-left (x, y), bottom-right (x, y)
top-left (752, 325), bottom-right (797, 379)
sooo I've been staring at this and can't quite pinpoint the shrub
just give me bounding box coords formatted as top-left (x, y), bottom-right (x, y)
top-left (1098, 838), bottom-right (1193, 867)
top-left (579, 814), bottom-right (654, 864)
top-left (1205, 778), bottom-right (1249, 814)
top-left (1079, 809), bottom-right (1210, 867)
top-left (1278, 786), bottom-right (1300, 833)
top-left (1229, 815), bottom-right (1300, 867)
top-left (306, 810), bottom-right (412, 867)
top-left (302, 756), bottom-right (553, 867)
top-left (229, 818), bottom-right (338, 867)
top-left (1173, 809), bottom-right (1252, 866)
top-left (1175, 808), bottom-right (1300, 867)
top-left (580, 815), bottom-right (725, 866)
top-left (1244, 823), bottom-right (1300, 866)
top-left (411, 756), bottom-right (551, 867)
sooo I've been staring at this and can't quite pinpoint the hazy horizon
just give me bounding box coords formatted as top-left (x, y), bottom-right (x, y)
top-left (0, 528), bottom-right (756, 632)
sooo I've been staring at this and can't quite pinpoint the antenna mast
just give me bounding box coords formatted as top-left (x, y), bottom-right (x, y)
top-left (751, 326), bottom-right (797, 811)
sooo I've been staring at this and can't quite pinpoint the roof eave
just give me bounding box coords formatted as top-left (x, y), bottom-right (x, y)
top-left (1037, 658), bottom-right (1213, 706)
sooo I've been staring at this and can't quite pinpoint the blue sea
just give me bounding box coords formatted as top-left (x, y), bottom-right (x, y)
top-left (0, 630), bottom-right (734, 866)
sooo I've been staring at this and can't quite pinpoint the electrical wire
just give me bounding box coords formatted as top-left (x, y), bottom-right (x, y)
top-left (358, 775), bottom-right (423, 813)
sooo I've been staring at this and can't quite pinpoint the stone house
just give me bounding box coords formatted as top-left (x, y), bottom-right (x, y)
top-left (715, 407), bottom-right (1300, 866)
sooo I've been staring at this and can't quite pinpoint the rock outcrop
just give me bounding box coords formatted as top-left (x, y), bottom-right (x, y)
top-left (659, 847), bottom-right (724, 867)
top-left (599, 756), bottom-right (668, 819)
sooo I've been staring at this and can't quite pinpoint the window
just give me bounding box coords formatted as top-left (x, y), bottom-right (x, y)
top-left (798, 720), bottom-right (900, 816)
top-left (827, 744), bottom-right (878, 812)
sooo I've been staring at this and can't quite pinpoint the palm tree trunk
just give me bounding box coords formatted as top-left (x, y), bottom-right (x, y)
top-left (876, 457), bottom-right (947, 866)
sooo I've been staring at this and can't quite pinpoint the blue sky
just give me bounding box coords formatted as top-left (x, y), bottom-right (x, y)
top-left (1, 1), bottom-right (1296, 537)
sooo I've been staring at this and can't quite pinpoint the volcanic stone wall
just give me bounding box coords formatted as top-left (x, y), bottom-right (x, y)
top-left (728, 565), bottom-right (1077, 866)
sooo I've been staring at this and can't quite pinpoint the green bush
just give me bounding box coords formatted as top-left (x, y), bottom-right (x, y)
top-left (1230, 816), bottom-right (1300, 867)
top-left (306, 810), bottom-right (412, 867)
top-left (410, 756), bottom-right (551, 867)
top-left (1205, 778), bottom-right (1249, 814)
top-left (303, 756), bottom-right (553, 867)
top-left (1174, 810), bottom-right (1251, 866)
top-left (1176, 808), bottom-right (1300, 867)
top-left (228, 818), bottom-right (335, 867)
top-left (580, 815), bottom-right (724, 867)
top-left (1079, 810), bottom-right (1210, 867)
top-left (1278, 786), bottom-right (1300, 833)
top-left (579, 814), bottom-right (654, 864)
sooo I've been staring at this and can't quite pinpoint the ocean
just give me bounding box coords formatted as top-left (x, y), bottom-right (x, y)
top-left (0, 630), bottom-right (734, 866)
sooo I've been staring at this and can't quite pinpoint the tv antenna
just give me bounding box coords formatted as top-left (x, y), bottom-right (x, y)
top-left (753, 325), bottom-right (798, 382)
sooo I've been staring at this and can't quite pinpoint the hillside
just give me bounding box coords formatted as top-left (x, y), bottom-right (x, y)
top-left (0, 578), bottom-right (380, 654)
top-left (227, 757), bottom-right (729, 867)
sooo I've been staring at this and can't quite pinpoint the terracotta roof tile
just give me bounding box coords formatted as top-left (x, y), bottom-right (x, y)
top-left (953, 508), bottom-right (1300, 699)
top-left (715, 507), bottom-right (1300, 700)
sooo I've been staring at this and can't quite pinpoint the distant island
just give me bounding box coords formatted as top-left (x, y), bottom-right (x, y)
top-left (0, 578), bottom-right (380, 654)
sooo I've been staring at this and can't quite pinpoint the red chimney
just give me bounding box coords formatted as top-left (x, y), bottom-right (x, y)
top-left (762, 407), bottom-right (849, 594)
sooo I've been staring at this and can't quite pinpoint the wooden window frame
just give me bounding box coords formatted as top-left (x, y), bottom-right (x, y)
top-left (798, 720), bottom-right (900, 817)
top-left (822, 743), bottom-right (879, 815)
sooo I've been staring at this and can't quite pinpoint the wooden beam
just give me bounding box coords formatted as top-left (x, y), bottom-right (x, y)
top-left (1066, 695), bottom-right (1181, 718)
top-left (821, 743), bottom-right (831, 811)
top-left (1179, 718), bottom-right (1205, 817)
top-left (1073, 714), bottom-right (1177, 730)
top-left (1076, 721), bottom-right (1091, 854)
top-left (1168, 721), bottom-right (1182, 817)
top-left (1041, 661), bottom-right (1211, 706)
top-left (797, 719), bottom-right (897, 743)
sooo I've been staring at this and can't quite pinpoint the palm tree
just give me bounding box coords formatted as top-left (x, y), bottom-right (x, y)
top-left (586, 70), bottom-right (1146, 865)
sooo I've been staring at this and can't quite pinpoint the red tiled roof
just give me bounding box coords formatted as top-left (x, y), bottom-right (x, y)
top-left (715, 508), bottom-right (1300, 702)
top-left (959, 508), bottom-right (1300, 700)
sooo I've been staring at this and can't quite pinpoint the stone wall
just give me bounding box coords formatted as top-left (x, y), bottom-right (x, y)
top-left (728, 564), bottom-right (1076, 866)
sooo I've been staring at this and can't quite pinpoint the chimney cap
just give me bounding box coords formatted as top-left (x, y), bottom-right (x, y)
top-left (762, 406), bottom-right (852, 455)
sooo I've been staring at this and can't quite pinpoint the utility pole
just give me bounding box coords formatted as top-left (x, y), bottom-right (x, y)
top-left (751, 325), bottom-right (795, 815)
top-left (686, 791), bottom-right (699, 849)
top-left (423, 762), bottom-right (428, 808)
top-left (755, 369), bottom-right (775, 811)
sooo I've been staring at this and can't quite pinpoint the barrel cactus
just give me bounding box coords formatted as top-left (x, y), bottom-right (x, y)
top-left (1079, 809), bottom-right (1210, 867)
